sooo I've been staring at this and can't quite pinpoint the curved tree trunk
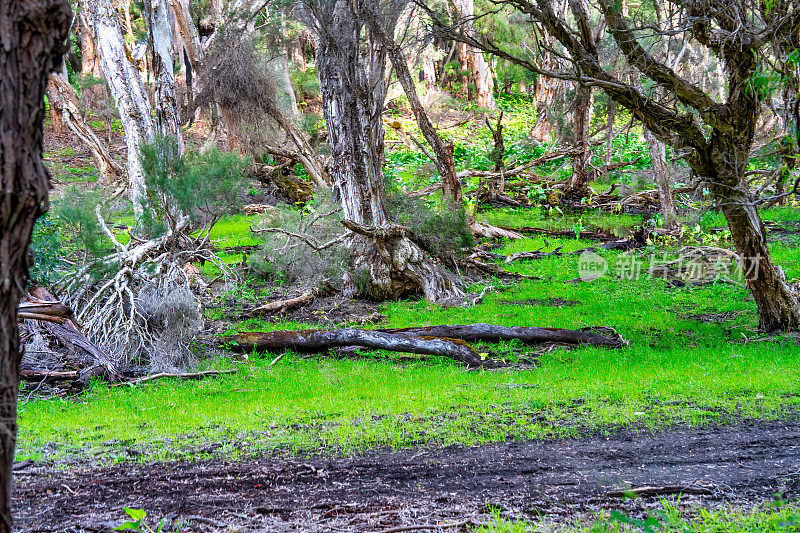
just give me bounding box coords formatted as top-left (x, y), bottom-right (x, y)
top-left (0, 1), bottom-right (70, 529)
top-left (313, 0), bottom-right (463, 303)
top-left (82, 0), bottom-right (155, 212)
top-left (47, 73), bottom-right (123, 182)
top-left (720, 193), bottom-right (800, 331)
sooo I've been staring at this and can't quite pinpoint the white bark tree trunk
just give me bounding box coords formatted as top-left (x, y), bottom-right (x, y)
top-left (82, 0), bottom-right (155, 213)
top-left (146, 0), bottom-right (182, 147)
top-left (311, 0), bottom-right (464, 303)
top-left (168, 0), bottom-right (203, 70)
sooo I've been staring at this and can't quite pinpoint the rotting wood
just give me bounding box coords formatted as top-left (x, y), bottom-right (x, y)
top-left (247, 163), bottom-right (313, 204)
top-left (243, 289), bottom-right (317, 318)
top-left (220, 328), bottom-right (495, 368)
top-left (20, 370), bottom-right (79, 383)
top-left (376, 324), bottom-right (623, 348)
top-left (22, 288), bottom-right (121, 382)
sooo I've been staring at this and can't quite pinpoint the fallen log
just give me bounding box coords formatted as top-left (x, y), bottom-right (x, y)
top-left (376, 324), bottom-right (624, 348)
top-left (17, 301), bottom-right (73, 324)
top-left (248, 163), bottom-right (313, 204)
top-left (243, 289), bottom-right (317, 317)
top-left (114, 369), bottom-right (237, 387)
top-left (499, 226), bottom-right (615, 241)
top-left (24, 288), bottom-right (122, 382)
top-left (220, 328), bottom-right (494, 367)
top-left (606, 485), bottom-right (712, 498)
top-left (20, 369), bottom-right (79, 383)
top-left (470, 222), bottom-right (524, 240)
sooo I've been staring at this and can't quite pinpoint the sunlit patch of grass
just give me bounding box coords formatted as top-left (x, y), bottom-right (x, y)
top-left (18, 229), bottom-right (800, 464)
top-left (476, 500), bottom-right (800, 532)
top-left (482, 207), bottom-right (643, 235)
top-left (208, 213), bottom-right (264, 249)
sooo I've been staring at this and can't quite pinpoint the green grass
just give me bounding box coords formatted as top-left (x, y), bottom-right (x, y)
top-left (30, 102), bottom-right (800, 471)
top-left (482, 207), bottom-right (643, 236)
top-left (18, 216), bottom-right (800, 464)
top-left (476, 500), bottom-right (800, 531)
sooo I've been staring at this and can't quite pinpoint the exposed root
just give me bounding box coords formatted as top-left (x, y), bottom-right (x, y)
top-left (54, 208), bottom-right (234, 369)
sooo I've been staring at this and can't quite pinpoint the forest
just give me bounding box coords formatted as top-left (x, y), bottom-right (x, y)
top-left (2, 0), bottom-right (800, 530)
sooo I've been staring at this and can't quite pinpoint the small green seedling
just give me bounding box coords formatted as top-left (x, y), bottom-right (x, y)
top-left (114, 508), bottom-right (164, 533)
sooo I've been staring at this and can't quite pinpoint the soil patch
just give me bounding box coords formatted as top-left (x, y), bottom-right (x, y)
top-left (235, 294), bottom-right (385, 326)
top-left (15, 419), bottom-right (800, 532)
top-left (681, 312), bottom-right (742, 323)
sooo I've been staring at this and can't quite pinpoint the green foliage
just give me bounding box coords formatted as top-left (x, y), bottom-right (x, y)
top-left (139, 136), bottom-right (249, 236)
top-left (29, 212), bottom-right (63, 286)
top-left (385, 182), bottom-right (474, 261)
top-left (290, 64), bottom-right (320, 101)
top-left (51, 186), bottom-right (112, 258)
top-left (114, 508), bottom-right (164, 533)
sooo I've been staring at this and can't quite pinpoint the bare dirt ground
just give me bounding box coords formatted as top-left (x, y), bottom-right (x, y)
top-left (15, 419), bottom-right (800, 532)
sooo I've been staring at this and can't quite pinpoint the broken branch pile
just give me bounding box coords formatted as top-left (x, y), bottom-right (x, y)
top-left (220, 323), bottom-right (624, 368)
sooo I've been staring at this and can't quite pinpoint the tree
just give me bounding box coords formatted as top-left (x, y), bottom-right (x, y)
top-left (82, 0), bottom-right (155, 213)
top-left (302, 0), bottom-right (464, 302)
top-left (0, 0), bottom-right (70, 529)
top-left (145, 0), bottom-right (182, 146)
top-left (425, 0), bottom-right (800, 331)
top-left (47, 73), bottom-right (123, 182)
top-left (450, 0), bottom-right (496, 109)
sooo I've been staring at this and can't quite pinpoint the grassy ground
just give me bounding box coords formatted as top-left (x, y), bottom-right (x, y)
top-left (478, 500), bottom-right (800, 532)
top-left (17, 205), bottom-right (800, 465)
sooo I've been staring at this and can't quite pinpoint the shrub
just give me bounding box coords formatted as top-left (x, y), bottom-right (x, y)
top-left (249, 190), bottom-right (352, 288)
top-left (385, 182), bottom-right (474, 261)
top-left (29, 212), bottom-right (63, 286)
top-left (50, 186), bottom-right (113, 258)
top-left (139, 135), bottom-right (249, 237)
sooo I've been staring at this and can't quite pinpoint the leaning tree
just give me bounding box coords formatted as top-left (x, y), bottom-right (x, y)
top-left (0, 0), bottom-right (70, 529)
top-left (425, 0), bottom-right (800, 331)
top-left (300, 0), bottom-right (465, 303)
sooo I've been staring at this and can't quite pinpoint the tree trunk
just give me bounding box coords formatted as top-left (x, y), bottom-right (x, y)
top-left (565, 84), bottom-right (593, 199)
top-left (366, 10), bottom-right (462, 204)
top-left (168, 0), bottom-right (203, 90)
top-left (82, 0), bottom-right (155, 213)
top-left (313, 0), bottom-right (463, 303)
top-left (450, 0), bottom-right (495, 109)
top-left (261, 98), bottom-right (329, 187)
top-left (47, 73), bottom-right (123, 181)
top-left (0, 1), bottom-right (70, 529)
top-left (720, 194), bottom-right (800, 331)
top-left (145, 0), bottom-right (182, 146)
top-left (643, 128), bottom-right (678, 229)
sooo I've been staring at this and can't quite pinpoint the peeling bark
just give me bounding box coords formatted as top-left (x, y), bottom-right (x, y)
top-left (82, 0), bottom-right (155, 211)
top-left (146, 0), bottom-right (182, 145)
top-left (311, 0), bottom-right (464, 303)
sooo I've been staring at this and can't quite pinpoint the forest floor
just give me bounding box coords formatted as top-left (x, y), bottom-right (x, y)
top-left (26, 108), bottom-right (800, 531)
top-left (15, 419), bottom-right (800, 532)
